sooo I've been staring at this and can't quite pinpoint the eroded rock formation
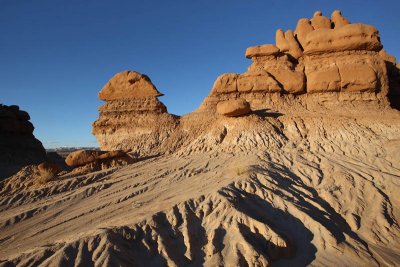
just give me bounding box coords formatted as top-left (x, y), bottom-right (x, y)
top-left (0, 104), bottom-right (46, 178)
top-left (1, 10), bottom-right (400, 267)
top-left (93, 71), bottom-right (179, 155)
top-left (93, 11), bottom-right (399, 156)
top-left (198, 10), bottom-right (396, 114)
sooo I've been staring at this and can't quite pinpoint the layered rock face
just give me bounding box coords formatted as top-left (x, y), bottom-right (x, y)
top-left (198, 10), bottom-right (396, 113)
top-left (0, 104), bottom-right (46, 178)
top-left (93, 71), bottom-right (179, 155)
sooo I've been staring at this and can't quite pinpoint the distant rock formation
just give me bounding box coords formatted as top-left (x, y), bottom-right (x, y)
top-left (92, 71), bottom-right (179, 155)
top-left (0, 104), bottom-right (46, 178)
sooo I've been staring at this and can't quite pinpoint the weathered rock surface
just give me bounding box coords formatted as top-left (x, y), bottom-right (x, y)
top-left (98, 71), bottom-right (163, 101)
top-left (303, 24), bottom-right (382, 54)
top-left (0, 104), bottom-right (46, 179)
top-left (198, 10), bottom-right (391, 114)
top-left (93, 71), bottom-right (179, 155)
top-left (216, 99), bottom-right (251, 117)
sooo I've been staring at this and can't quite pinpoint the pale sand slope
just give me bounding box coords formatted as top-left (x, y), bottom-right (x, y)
top-left (0, 113), bottom-right (400, 266)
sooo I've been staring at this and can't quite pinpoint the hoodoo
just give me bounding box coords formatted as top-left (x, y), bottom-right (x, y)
top-left (92, 70), bottom-right (179, 156)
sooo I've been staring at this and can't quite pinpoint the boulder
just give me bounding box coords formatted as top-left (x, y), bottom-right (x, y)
top-left (65, 150), bottom-right (105, 167)
top-left (217, 99), bottom-right (251, 117)
top-left (304, 24), bottom-right (382, 54)
top-left (65, 150), bottom-right (130, 167)
top-left (98, 71), bottom-right (164, 101)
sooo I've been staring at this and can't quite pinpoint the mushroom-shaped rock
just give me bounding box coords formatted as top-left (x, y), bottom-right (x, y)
top-left (285, 30), bottom-right (303, 59)
top-left (331, 10), bottom-right (350, 28)
top-left (217, 99), bottom-right (251, 117)
top-left (310, 11), bottom-right (331, 30)
top-left (275, 29), bottom-right (290, 52)
top-left (294, 18), bottom-right (314, 48)
top-left (304, 24), bottom-right (382, 54)
top-left (245, 44), bottom-right (280, 59)
top-left (98, 71), bottom-right (163, 101)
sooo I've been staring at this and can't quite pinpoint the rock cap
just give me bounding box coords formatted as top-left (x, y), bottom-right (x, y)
top-left (99, 71), bottom-right (164, 101)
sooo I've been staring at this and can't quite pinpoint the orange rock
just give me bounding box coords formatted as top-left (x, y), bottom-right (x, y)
top-left (310, 11), bottom-right (331, 30)
top-left (267, 69), bottom-right (305, 94)
top-left (284, 30), bottom-right (303, 59)
top-left (379, 49), bottom-right (397, 65)
top-left (339, 64), bottom-right (378, 92)
top-left (304, 24), bottom-right (382, 54)
top-left (245, 44), bottom-right (280, 59)
top-left (65, 150), bottom-right (131, 167)
top-left (331, 10), bottom-right (350, 28)
top-left (275, 29), bottom-right (290, 52)
top-left (98, 71), bottom-right (164, 101)
top-left (237, 71), bottom-right (281, 93)
top-left (307, 65), bottom-right (341, 93)
top-left (294, 18), bottom-right (314, 48)
top-left (65, 150), bottom-right (105, 167)
top-left (211, 73), bottom-right (239, 95)
top-left (216, 99), bottom-right (251, 117)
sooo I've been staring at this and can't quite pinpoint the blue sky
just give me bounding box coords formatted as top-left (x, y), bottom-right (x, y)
top-left (1, 0), bottom-right (399, 148)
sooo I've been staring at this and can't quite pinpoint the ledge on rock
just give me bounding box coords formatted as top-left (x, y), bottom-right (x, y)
top-left (245, 44), bottom-right (280, 59)
top-left (304, 24), bottom-right (382, 55)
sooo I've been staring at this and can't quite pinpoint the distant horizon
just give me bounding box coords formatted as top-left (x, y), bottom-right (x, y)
top-left (2, 0), bottom-right (399, 148)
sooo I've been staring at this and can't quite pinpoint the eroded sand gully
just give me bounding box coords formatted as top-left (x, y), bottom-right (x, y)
top-left (1, 114), bottom-right (400, 266)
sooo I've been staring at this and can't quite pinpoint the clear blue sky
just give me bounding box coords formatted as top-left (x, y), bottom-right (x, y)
top-left (1, 0), bottom-right (399, 148)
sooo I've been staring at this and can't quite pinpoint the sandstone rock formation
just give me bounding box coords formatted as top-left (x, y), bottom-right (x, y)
top-left (1, 10), bottom-right (400, 267)
top-left (216, 98), bottom-right (251, 117)
top-left (198, 10), bottom-right (393, 115)
top-left (93, 71), bottom-right (179, 156)
top-left (0, 104), bottom-right (46, 178)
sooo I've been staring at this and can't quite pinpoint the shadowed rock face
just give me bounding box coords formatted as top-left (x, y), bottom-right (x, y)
top-left (0, 104), bottom-right (46, 178)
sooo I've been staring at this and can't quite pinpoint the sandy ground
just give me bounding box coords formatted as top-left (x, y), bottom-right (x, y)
top-left (0, 113), bottom-right (399, 266)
